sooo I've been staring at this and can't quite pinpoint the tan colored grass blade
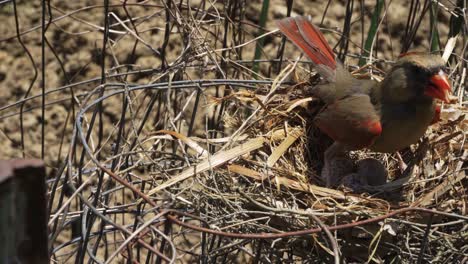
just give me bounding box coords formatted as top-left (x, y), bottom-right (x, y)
top-left (153, 130), bottom-right (208, 158)
top-left (267, 127), bottom-right (303, 168)
top-left (143, 137), bottom-right (267, 197)
top-left (442, 35), bottom-right (457, 62)
top-left (286, 97), bottom-right (314, 112)
top-left (228, 164), bottom-right (346, 200)
top-left (227, 164), bottom-right (267, 180)
top-left (268, 128), bottom-right (292, 141)
top-left (190, 134), bottom-right (248, 144)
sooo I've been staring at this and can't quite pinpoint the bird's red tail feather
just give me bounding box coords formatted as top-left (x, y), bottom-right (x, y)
top-left (277, 16), bottom-right (336, 70)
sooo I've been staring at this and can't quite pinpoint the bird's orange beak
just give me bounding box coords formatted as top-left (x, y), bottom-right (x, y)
top-left (425, 70), bottom-right (451, 103)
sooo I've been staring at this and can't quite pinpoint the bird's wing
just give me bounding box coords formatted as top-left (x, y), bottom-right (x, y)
top-left (276, 16), bottom-right (336, 82)
top-left (314, 94), bottom-right (382, 150)
top-left (278, 16), bottom-right (382, 149)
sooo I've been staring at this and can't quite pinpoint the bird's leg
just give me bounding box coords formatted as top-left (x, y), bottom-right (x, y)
top-left (321, 142), bottom-right (354, 187)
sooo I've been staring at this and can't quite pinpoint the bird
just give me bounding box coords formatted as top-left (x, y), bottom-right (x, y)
top-left (276, 16), bottom-right (451, 187)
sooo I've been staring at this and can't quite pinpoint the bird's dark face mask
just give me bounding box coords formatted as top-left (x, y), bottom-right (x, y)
top-left (396, 53), bottom-right (452, 103)
top-left (405, 63), bottom-right (452, 103)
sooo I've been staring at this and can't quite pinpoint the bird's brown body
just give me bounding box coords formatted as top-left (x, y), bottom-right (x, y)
top-left (314, 61), bottom-right (439, 153)
top-left (277, 16), bottom-right (451, 186)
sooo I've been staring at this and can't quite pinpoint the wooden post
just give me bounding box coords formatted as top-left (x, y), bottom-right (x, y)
top-left (0, 159), bottom-right (48, 264)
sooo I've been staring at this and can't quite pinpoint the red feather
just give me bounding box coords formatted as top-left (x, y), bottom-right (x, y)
top-left (276, 17), bottom-right (336, 70)
top-left (314, 95), bottom-right (382, 150)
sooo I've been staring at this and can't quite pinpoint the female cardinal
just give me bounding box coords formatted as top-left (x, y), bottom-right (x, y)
top-left (277, 16), bottom-right (451, 187)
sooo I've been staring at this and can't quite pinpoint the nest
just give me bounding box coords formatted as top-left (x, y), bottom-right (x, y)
top-left (106, 63), bottom-right (467, 262)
